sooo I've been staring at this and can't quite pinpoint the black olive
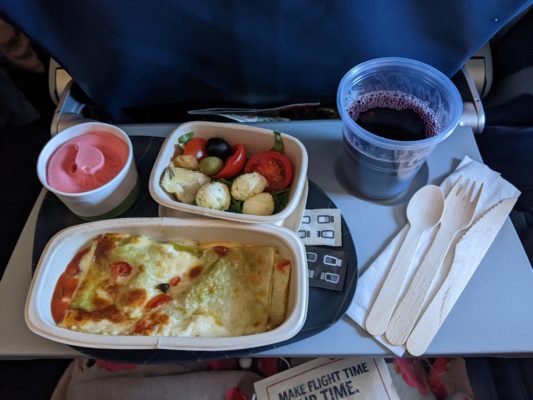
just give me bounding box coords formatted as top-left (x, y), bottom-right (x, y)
top-left (156, 283), bottom-right (170, 293)
top-left (206, 137), bottom-right (232, 159)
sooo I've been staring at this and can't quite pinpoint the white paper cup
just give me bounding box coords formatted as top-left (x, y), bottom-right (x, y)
top-left (37, 122), bottom-right (139, 220)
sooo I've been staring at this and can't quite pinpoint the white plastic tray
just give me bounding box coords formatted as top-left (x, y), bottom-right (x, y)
top-left (149, 121), bottom-right (308, 224)
top-left (25, 218), bottom-right (308, 351)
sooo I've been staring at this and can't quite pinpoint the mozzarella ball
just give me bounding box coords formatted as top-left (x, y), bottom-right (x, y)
top-left (196, 182), bottom-right (231, 210)
top-left (242, 192), bottom-right (275, 216)
top-left (230, 172), bottom-right (268, 201)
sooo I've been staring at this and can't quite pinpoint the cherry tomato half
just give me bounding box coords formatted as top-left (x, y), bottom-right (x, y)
top-left (111, 261), bottom-right (133, 277)
top-left (244, 151), bottom-right (294, 191)
top-left (170, 276), bottom-right (181, 286)
top-left (212, 144), bottom-right (246, 179)
top-left (145, 294), bottom-right (172, 310)
top-left (183, 138), bottom-right (207, 160)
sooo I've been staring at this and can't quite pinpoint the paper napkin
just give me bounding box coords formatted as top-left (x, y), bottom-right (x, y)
top-left (345, 156), bottom-right (521, 355)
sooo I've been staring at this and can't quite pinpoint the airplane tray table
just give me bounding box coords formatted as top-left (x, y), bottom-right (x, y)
top-left (30, 136), bottom-right (358, 363)
top-left (2, 121), bottom-right (533, 359)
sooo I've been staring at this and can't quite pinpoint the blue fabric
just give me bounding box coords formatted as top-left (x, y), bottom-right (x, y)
top-left (1, 0), bottom-right (531, 120)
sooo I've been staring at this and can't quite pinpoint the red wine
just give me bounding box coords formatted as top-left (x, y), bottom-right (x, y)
top-left (348, 90), bottom-right (439, 141)
top-left (341, 90), bottom-right (441, 199)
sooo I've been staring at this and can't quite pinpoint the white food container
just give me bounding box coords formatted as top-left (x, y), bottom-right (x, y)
top-left (149, 121), bottom-right (308, 224)
top-left (25, 218), bottom-right (308, 351)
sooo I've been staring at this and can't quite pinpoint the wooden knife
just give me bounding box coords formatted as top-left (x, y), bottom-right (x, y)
top-left (406, 197), bottom-right (517, 356)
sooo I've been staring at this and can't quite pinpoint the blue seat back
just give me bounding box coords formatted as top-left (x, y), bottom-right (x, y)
top-left (1, 0), bottom-right (531, 120)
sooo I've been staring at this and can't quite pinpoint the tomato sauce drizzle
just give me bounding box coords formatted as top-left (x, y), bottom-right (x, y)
top-left (276, 260), bottom-right (291, 272)
top-left (51, 248), bottom-right (89, 323)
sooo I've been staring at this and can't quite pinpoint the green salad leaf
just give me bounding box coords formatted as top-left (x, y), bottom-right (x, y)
top-left (212, 178), bottom-right (232, 186)
top-left (229, 197), bottom-right (243, 213)
top-left (271, 131), bottom-right (284, 153)
top-left (178, 132), bottom-right (194, 149)
top-left (272, 188), bottom-right (290, 213)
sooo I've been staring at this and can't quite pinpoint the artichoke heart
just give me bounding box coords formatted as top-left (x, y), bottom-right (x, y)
top-left (161, 167), bottom-right (210, 204)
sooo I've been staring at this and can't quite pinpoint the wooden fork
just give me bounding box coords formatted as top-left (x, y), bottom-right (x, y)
top-left (385, 177), bottom-right (483, 346)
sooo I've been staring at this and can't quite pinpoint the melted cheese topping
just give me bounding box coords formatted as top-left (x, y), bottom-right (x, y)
top-left (52, 234), bottom-right (290, 337)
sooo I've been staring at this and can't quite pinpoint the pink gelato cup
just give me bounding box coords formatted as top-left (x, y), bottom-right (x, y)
top-left (37, 122), bottom-right (139, 220)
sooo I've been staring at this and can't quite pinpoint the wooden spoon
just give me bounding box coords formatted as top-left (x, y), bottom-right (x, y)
top-left (386, 177), bottom-right (482, 346)
top-left (365, 185), bottom-right (445, 336)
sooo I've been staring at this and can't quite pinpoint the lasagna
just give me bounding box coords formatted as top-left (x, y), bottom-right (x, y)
top-left (51, 233), bottom-right (291, 337)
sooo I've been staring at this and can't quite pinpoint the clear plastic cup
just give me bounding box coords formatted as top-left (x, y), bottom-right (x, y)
top-left (337, 57), bottom-right (462, 200)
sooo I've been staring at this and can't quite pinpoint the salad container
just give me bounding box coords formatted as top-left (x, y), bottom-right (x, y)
top-left (149, 122), bottom-right (308, 224)
top-left (25, 218), bottom-right (308, 351)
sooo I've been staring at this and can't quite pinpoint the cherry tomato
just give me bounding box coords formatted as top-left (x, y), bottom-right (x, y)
top-left (183, 138), bottom-right (207, 160)
top-left (245, 151), bottom-right (294, 191)
top-left (145, 294), bottom-right (172, 309)
top-left (111, 261), bottom-right (132, 277)
top-left (212, 144), bottom-right (246, 179)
